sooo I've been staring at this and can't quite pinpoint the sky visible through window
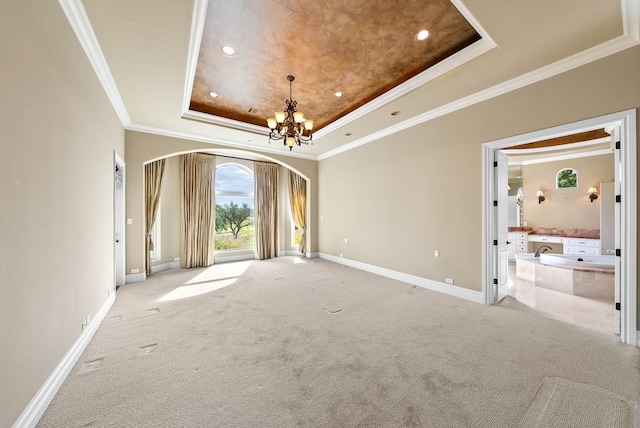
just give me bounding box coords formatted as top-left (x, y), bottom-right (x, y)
top-left (215, 164), bottom-right (254, 207)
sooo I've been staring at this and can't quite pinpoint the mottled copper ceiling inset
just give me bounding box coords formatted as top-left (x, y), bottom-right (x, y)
top-left (190, 0), bottom-right (481, 132)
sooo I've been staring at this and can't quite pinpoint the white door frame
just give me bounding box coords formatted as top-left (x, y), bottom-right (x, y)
top-left (482, 109), bottom-right (637, 346)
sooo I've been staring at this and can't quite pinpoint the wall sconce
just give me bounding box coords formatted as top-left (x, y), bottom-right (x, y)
top-left (588, 186), bottom-right (598, 203)
top-left (536, 190), bottom-right (545, 204)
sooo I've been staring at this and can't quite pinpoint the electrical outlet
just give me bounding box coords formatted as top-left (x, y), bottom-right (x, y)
top-left (131, 268), bottom-right (140, 274)
top-left (174, 257), bottom-right (180, 262)
top-left (340, 253), bottom-right (344, 258)
top-left (445, 278), bottom-right (454, 285)
top-left (344, 238), bottom-right (349, 244)
top-left (434, 250), bottom-right (439, 257)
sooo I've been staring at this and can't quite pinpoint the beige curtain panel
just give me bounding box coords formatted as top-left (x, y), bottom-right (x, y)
top-left (180, 153), bottom-right (216, 268)
top-left (288, 171), bottom-right (307, 254)
top-left (144, 158), bottom-right (166, 274)
top-left (254, 162), bottom-right (279, 260)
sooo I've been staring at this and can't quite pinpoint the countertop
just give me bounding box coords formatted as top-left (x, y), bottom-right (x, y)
top-left (508, 227), bottom-right (599, 239)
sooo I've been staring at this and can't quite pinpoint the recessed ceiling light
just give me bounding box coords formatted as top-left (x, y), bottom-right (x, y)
top-left (335, 91), bottom-right (343, 98)
top-left (221, 45), bottom-right (236, 56)
top-left (415, 29), bottom-right (430, 41)
top-left (209, 92), bottom-right (218, 98)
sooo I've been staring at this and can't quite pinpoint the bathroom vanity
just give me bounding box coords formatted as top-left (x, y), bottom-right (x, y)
top-left (508, 227), bottom-right (602, 261)
top-left (528, 234), bottom-right (601, 255)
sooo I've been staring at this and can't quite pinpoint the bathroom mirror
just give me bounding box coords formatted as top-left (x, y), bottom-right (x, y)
top-left (556, 168), bottom-right (578, 188)
top-left (508, 165), bottom-right (523, 196)
top-left (508, 166), bottom-right (523, 226)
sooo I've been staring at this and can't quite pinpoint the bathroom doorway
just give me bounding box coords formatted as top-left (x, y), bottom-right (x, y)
top-left (482, 109), bottom-right (637, 346)
top-left (502, 148), bottom-right (615, 335)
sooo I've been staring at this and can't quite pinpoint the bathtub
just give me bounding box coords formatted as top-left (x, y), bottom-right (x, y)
top-left (516, 253), bottom-right (614, 301)
top-left (539, 253), bottom-right (615, 272)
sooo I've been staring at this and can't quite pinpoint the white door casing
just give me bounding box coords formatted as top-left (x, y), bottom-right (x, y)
top-left (482, 109), bottom-right (637, 346)
top-left (610, 126), bottom-right (622, 335)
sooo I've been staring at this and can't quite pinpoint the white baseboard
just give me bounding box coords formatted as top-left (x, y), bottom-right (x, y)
top-left (282, 250), bottom-right (304, 256)
top-left (215, 253), bottom-right (255, 263)
top-left (308, 252), bottom-right (320, 258)
top-left (125, 272), bottom-right (146, 283)
top-left (318, 253), bottom-right (483, 304)
top-left (151, 261), bottom-right (181, 273)
top-left (13, 292), bottom-right (116, 428)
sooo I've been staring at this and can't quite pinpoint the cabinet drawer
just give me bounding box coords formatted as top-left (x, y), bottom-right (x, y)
top-left (563, 238), bottom-right (600, 247)
top-left (516, 246), bottom-right (528, 253)
top-left (515, 233), bottom-right (528, 239)
top-left (564, 246), bottom-right (599, 255)
top-left (516, 239), bottom-right (527, 246)
top-left (528, 235), bottom-right (563, 244)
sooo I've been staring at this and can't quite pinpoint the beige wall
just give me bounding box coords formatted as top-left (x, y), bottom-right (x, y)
top-left (318, 45), bottom-right (640, 328)
top-left (522, 154), bottom-right (614, 229)
top-left (125, 131), bottom-right (319, 275)
top-left (0, 1), bottom-right (125, 426)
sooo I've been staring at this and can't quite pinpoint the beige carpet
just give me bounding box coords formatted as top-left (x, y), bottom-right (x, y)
top-left (37, 257), bottom-right (640, 427)
top-left (517, 377), bottom-right (639, 428)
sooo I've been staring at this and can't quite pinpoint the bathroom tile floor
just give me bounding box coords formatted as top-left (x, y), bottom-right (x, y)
top-left (499, 262), bottom-right (616, 336)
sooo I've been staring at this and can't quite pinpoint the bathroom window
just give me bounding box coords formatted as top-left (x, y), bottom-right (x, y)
top-left (556, 168), bottom-right (578, 189)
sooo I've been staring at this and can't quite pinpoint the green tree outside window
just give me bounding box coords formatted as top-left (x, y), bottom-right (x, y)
top-left (556, 168), bottom-right (578, 188)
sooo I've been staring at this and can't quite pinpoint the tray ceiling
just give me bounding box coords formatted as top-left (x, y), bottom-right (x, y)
top-left (189, 0), bottom-right (481, 132)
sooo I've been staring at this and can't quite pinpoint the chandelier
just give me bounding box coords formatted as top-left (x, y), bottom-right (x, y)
top-left (267, 75), bottom-right (314, 150)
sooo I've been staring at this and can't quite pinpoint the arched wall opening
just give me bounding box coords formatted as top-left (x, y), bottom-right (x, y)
top-left (124, 130), bottom-right (318, 281)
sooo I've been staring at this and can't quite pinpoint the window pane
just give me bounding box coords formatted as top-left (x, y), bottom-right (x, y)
top-left (556, 168), bottom-right (578, 188)
top-left (216, 164), bottom-right (254, 194)
top-left (215, 164), bottom-right (255, 252)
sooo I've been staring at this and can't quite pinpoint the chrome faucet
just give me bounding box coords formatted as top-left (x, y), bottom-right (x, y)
top-left (534, 245), bottom-right (552, 257)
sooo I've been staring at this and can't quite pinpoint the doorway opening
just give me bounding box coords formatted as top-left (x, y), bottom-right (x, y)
top-left (501, 154), bottom-right (615, 336)
top-left (482, 109), bottom-right (637, 346)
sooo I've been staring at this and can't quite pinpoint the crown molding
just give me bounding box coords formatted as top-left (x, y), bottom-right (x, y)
top-left (314, 37), bottom-right (497, 140)
top-left (318, 32), bottom-right (639, 160)
top-left (182, 0), bottom-right (208, 115)
top-left (622, 0), bottom-right (640, 40)
top-left (182, 110), bottom-right (268, 135)
top-left (126, 123), bottom-right (318, 161)
top-left (515, 148), bottom-right (613, 166)
top-left (58, 0), bottom-right (131, 127)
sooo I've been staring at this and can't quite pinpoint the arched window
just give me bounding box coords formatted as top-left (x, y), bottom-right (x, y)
top-left (556, 168), bottom-right (578, 189)
top-left (215, 163), bottom-right (255, 251)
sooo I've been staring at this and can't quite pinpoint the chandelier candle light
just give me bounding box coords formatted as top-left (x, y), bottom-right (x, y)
top-left (267, 75), bottom-right (314, 150)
